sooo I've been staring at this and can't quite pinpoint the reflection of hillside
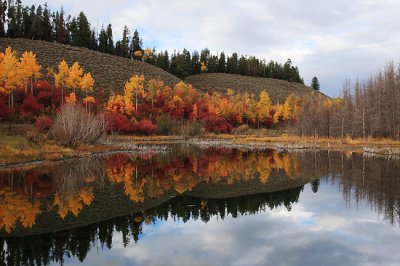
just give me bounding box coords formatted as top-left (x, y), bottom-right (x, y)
top-left (1, 148), bottom-right (400, 237)
top-left (1, 148), bottom-right (308, 235)
top-left (0, 187), bottom-right (303, 266)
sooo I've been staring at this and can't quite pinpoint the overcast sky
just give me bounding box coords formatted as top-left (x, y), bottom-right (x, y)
top-left (23, 0), bottom-right (400, 96)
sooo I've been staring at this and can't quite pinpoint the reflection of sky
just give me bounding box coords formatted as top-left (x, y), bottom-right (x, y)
top-left (56, 180), bottom-right (400, 266)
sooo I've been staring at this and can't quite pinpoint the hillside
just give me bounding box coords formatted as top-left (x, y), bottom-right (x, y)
top-left (0, 38), bottom-right (181, 100)
top-left (185, 73), bottom-right (327, 103)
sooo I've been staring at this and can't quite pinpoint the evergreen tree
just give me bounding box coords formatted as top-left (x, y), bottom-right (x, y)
top-left (21, 5), bottom-right (33, 38)
top-left (41, 3), bottom-right (52, 41)
top-left (120, 25), bottom-right (130, 58)
top-left (191, 50), bottom-right (200, 74)
top-left (207, 54), bottom-right (218, 73)
top-left (76, 11), bottom-right (91, 48)
top-left (0, 1), bottom-right (6, 37)
top-left (6, 1), bottom-right (16, 37)
top-left (28, 5), bottom-right (43, 40)
top-left (106, 23), bottom-right (114, 54)
top-left (98, 27), bottom-right (108, 53)
top-left (227, 53), bottom-right (238, 74)
top-left (311, 77), bottom-right (320, 90)
top-left (67, 16), bottom-right (78, 45)
top-left (130, 29), bottom-right (142, 59)
top-left (156, 50), bottom-right (169, 71)
top-left (217, 52), bottom-right (226, 73)
top-left (238, 55), bottom-right (249, 75)
top-left (200, 48), bottom-right (210, 68)
top-left (89, 29), bottom-right (97, 50)
top-left (54, 7), bottom-right (67, 44)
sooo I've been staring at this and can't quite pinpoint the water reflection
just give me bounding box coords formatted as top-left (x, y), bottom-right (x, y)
top-left (0, 147), bottom-right (399, 265)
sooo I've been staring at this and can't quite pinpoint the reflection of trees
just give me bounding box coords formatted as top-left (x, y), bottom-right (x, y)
top-left (0, 158), bottom-right (106, 231)
top-left (327, 153), bottom-right (400, 225)
top-left (104, 148), bottom-right (302, 203)
top-left (0, 187), bottom-right (303, 266)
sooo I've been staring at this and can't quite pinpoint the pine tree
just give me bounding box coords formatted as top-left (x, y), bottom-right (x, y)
top-left (120, 25), bottom-right (130, 58)
top-left (89, 29), bottom-right (97, 50)
top-left (311, 77), bottom-right (320, 90)
top-left (54, 7), bottom-right (67, 44)
top-left (227, 53), bottom-right (238, 74)
top-left (21, 5), bottom-right (33, 38)
top-left (28, 5), bottom-right (43, 40)
top-left (106, 23), bottom-right (114, 54)
top-left (130, 29), bottom-right (142, 59)
top-left (98, 27), bottom-right (108, 53)
top-left (76, 12), bottom-right (91, 48)
top-left (191, 50), bottom-right (200, 74)
top-left (6, 1), bottom-right (16, 37)
top-left (218, 52), bottom-right (226, 73)
top-left (0, 1), bottom-right (6, 37)
top-left (41, 3), bottom-right (52, 41)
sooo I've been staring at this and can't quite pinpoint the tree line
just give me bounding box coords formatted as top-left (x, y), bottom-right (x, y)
top-left (292, 62), bottom-right (400, 138)
top-left (0, 0), bottom-right (304, 83)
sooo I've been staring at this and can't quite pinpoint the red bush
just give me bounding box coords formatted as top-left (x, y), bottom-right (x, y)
top-left (104, 112), bottom-right (135, 133)
top-left (0, 95), bottom-right (12, 120)
top-left (20, 94), bottom-right (43, 117)
top-left (138, 119), bottom-right (157, 135)
top-left (205, 116), bottom-right (232, 133)
top-left (34, 116), bottom-right (53, 133)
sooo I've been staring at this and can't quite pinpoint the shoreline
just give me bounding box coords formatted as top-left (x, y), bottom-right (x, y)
top-left (2, 134), bottom-right (400, 168)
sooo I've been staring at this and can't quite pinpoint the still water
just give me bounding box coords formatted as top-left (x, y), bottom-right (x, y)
top-left (1, 146), bottom-right (400, 265)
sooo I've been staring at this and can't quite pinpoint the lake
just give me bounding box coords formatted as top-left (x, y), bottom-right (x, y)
top-left (1, 145), bottom-right (400, 266)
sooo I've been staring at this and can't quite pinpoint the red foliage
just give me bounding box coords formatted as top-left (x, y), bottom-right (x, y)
top-left (204, 116), bottom-right (232, 133)
top-left (137, 119), bottom-right (157, 135)
top-left (34, 115), bottom-right (53, 133)
top-left (0, 95), bottom-right (12, 120)
top-left (35, 81), bottom-right (57, 106)
top-left (104, 112), bottom-right (135, 133)
top-left (20, 94), bottom-right (43, 117)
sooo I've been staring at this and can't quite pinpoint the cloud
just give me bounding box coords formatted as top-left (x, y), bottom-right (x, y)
top-left (22, 0), bottom-right (400, 95)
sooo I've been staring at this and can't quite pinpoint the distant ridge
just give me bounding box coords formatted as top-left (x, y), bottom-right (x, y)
top-left (185, 73), bottom-right (328, 103)
top-left (0, 38), bottom-right (181, 101)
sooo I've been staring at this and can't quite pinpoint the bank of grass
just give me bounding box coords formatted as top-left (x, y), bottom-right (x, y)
top-left (113, 132), bottom-right (400, 152)
top-left (3, 129), bottom-right (400, 167)
top-left (0, 132), bottom-right (121, 167)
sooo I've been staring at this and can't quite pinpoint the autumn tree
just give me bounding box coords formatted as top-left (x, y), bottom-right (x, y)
top-left (0, 47), bottom-right (23, 108)
top-left (256, 90), bottom-right (272, 127)
top-left (54, 59), bottom-right (70, 105)
top-left (18, 50), bottom-right (42, 94)
top-left (66, 62), bottom-right (83, 93)
top-left (125, 74), bottom-right (145, 114)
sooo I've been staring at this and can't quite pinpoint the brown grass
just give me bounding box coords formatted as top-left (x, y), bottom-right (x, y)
top-left (0, 38), bottom-right (181, 102)
top-left (185, 73), bottom-right (328, 103)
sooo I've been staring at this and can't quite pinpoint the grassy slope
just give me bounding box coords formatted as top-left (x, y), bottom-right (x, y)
top-left (0, 38), bottom-right (181, 102)
top-left (185, 73), bottom-right (328, 103)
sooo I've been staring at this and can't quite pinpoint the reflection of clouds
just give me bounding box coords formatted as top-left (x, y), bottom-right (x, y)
top-left (59, 181), bottom-right (400, 266)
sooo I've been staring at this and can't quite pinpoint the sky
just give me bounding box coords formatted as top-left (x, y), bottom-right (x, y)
top-left (23, 0), bottom-right (400, 97)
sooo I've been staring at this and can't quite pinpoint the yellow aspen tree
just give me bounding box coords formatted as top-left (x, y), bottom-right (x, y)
top-left (147, 79), bottom-right (163, 108)
top-left (80, 72), bottom-right (94, 96)
top-left (125, 74), bottom-right (145, 112)
top-left (256, 90), bottom-right (272, 126)
top-left (18, 51), bottom-right (42, 94)
top-left (201, 62), bottom-right (207, 72)
top-left (65, 92), bottom-right (77, 104)
top-left (83, 96), bottom-right (95, 111)
top-left (66, 62), bottom-right (83, 94)
top-left (54, 59), bottom-right (70, 106)
top-left (0, 47), bottom-right (23, 108)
